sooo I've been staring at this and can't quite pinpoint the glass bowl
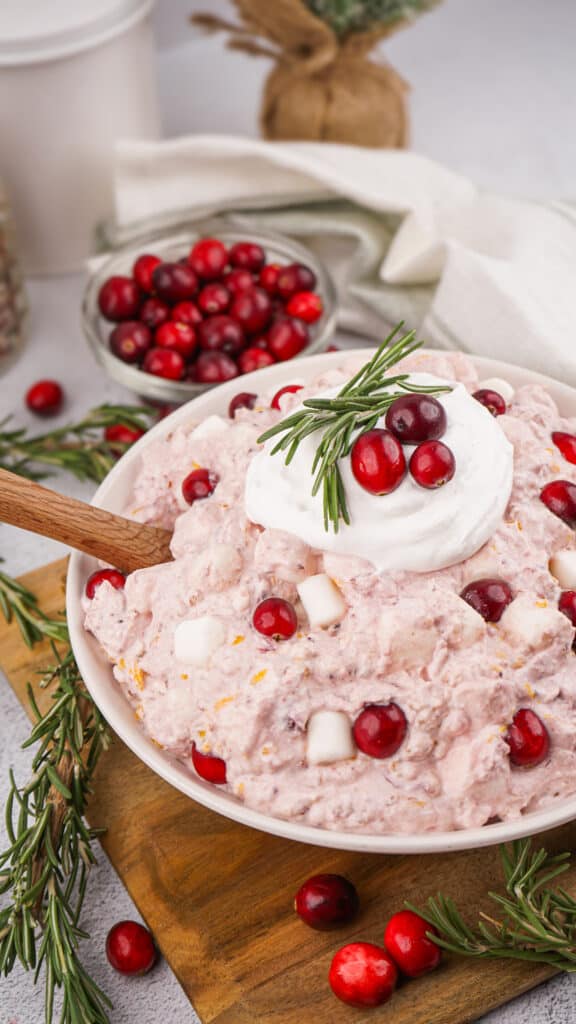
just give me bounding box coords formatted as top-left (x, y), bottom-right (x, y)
top-left (81, 219), bottom-right (338, 404)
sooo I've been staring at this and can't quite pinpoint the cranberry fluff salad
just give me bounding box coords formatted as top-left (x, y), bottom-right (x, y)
top-left (83, 342), bottom-right (576, 835)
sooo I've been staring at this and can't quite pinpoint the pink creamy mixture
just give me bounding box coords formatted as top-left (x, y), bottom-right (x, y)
top-left (83, 351), bottom-right (576, 834)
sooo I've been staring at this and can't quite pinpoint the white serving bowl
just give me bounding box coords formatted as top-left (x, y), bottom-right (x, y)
top-left (67, 349), bottom-right (576, 854)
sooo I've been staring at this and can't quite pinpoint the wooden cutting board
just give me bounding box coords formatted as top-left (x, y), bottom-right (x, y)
top-left (1, 558), bottom-right (574, 1024)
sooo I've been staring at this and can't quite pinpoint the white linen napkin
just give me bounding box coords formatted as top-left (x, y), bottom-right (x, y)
top-left (112, 135), bottom-right (576, 385)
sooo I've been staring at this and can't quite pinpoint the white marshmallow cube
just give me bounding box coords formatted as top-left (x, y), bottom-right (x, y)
top-left (174, 616), bottom-right (225, 666)
top-left (549, 550), bottom-right (576, 590)
top-left (190, 415), bottom-right (229, 442)
top-left (500, 595), bottom-right (570, 651)
top-left (477, 377), bottom-right (515, 403)
top-left (297, 574), bottom-right (346, 628)
top-left (306, 710), bottom-right (356, 765)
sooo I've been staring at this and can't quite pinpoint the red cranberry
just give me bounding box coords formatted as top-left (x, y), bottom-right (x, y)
top-left (85, 568), bottom-right (126, 599)
top-left (198, 282), bottom-right (231, 316)
top-left (559, 590), bottom-right (576, 626)
top-left (104, 424), bottom-right (145, 447)
top-left (191, 742), bottom-right (227, 784)
top-left (253, 597), bottom-right (297, 639)
top-left (540, 480), bottom-right (576, 527)
top-left (152, 262), bottom-right (197, 303)
top-left (198, 315), bottom-right (245, 355)
top-left (140, 297), bottom-right (170, 330)
top-left (190, 351), bottom-right (239, 383)
top-left (473, 388), bottom-right (507, 416)
top-left (267, 318), bottom-right (309, 361)
top-left (353, 703), bottom-right (407, 759)
top-left (409, 440), bottom-right (456, 489)
top-left (182, 467), bottom-right (219, 504)
top-left (329, 943), bottom-right (397, 1009)
top-left (350, 429), bottom-right (406, 495)
top-left (222, 268), bottom-right (254, 294)
top-left (295, 874), bottom-right (359, 930)
top-left (171, 300), bottom-right (202, 327)
top-left (230, 287), bottom-right (272, 334)
top-left (142, 347), bottom-right (185, 380)
top-left (286, 291), bottom-right (323, 324)
top-left (228, 392), bottom-right (257, 418)
top-left (505, 708), bottom-right (550, 767)
top-left (460, 578), bottom-right (513, 623)
top-left (106, 920), bottom-right (156, 976)
top-left (229, 241), bottom-right (266, 272)
top-left (259, 263), bottom-right (281, 294)
top-left (552, 431), bottom-right (576, 465)
top-left (109, 321), bottom-right (151, 364)
top-left (385, 394), bottom-right (447, 443)
top-left (384, 910), bottom-right (441, 978)
top-left (188, 238), bottom-right (228, 280)
top-left (238, 347), bottom-right (276, 373)
top-left (326, 343), bottom-right (339, 352)
top-left (155, 321), bottom-right (197, 360)
top-left (271, 384), bottom-right (303, 410)
top-left (132, 253), bottom-right (161, 293)
top-left (98, 275), bottom-right (140, 322)
top-left (25, 380), bottom-right (64, 416)
top-left (276, 263), bottom-right (317, 300)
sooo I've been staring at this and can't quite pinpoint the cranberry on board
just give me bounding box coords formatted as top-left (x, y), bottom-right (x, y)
top-left (351, 428), bottom-right (406, 495)
top-left (259, 263), bottom-right (281, 294)
top-left (109, 321), bottom-right (151, 364)
top-left (188, 237), bottom-right (228, 280)
top-left (152, 262), bottom-right (198, 303)
top-left (286, 291), bottom-right (323, 324)
top-left (142, 347), bottom-right (185, 381)
top-left (229, 240), bottom-right (266, 272)
top-left (191, 742), bottom-right (227, 783)
top-left (353, 703), bottom-right (407, 759)
top-left (85, 568), bottom-right (126, 599)
top-left (230, 287), bottom-right (272, 334)
top-left (223, 268), bottom-right (254, 294)
top-left (132, 253), bottom-right (161, 293)
top-left (155, 321), bottom-right (197, 360)
top-left (228, 391), bottom-right (258, 418)
top-left (271, 384), bottom-right (303, 410)
top-left (181, 467), bottom-right (219, 504)
top-left (140, 297), bottom-right (170, 331)
top-left (276, 262), bottom-right (317, 300)
top-left (295, 874), bottom-right (359, 930)
top-left (104, 424), bottom-right (145, 446)
top-left (190, 351), bottom-right (239, 383)
top-left (540, 480), bottom-right (576, 527)
top-left (505, 708), bottom-right (550, 767)
top-left (385, 394), bottom-right (447, 444)
top-left (409, 440), bottom-right (456, 489)
top-left (198, 315), bottom-right (245, 355)
top-left (329, 943), bottom-right (397, 1009)
top-left (267, 318), bottom-right (309, 361)
top-left (383, 910), bottom-right (441, 978)
top-left (25, 379), bottom-right (64, 416)
top-left (106, 920), bottom-right (156, 976)
top-left (552, 431), bottom-right (576, 466)
top-left (171, 300), bottom-right (202, 327)
top-left (238, 347), bottom-right (276, 374)
top-left (98, 275), bottom-right (141, 322)
top-left (460, 578), bottom-right (513, 623)
top-left (472, 388), bottom-right (507, 416)
top-left (198, 282), bottom-right (231, 316)
top-left (253, 597), bottom-right (297, 639)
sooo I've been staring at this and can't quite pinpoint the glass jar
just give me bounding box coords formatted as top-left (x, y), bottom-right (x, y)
top-left (0, 179), bottom-right (27, 374)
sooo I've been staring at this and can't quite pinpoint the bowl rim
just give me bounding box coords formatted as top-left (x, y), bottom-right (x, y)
top-left (67, 348), bottom-right (576, 854)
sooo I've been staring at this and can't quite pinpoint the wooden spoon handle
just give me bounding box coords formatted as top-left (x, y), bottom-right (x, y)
top-left (0, 468), bottom-right (172, 573)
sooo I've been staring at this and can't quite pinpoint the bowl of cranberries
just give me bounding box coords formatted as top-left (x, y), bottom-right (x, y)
top-left (82, 224), bottom-right (337, 403)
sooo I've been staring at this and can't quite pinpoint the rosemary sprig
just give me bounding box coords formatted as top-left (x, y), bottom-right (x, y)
top-left (257, 323), bottom-right (452, 532)
top-left (410, 838), bottom-right (576, 970)
top-left (0, 567), bottom-right (68, 648)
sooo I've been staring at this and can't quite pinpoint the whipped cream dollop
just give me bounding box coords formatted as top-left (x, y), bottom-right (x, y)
top-left (245, 373), bottom-right (514, 572)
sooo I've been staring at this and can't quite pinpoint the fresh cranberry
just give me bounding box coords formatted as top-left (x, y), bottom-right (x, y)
top-left (540, 480), bottom-right (576, 527)
top-left (286, 291), bottom-right (323, 324)
top-left (271, 384), bottom-right (303, 410)
top-left (460, 578), bottom-right (513, 623)
top-left (267, 318), bottom-right (309, 361)
top-left (409, 440), bottom-right (456, 489)
top-left (559, 590), bottom-right (576, 626)
top-left (253, 597), bottom-right (297, 639)
top-left (198, 315), bottom-right (245, 355)
top-left (190, 351), bottom-right (239, 383)
top-left (109, 321), bottom-right (151, 364)
top-left (329, 943), bottom-right (397, 1009)
top-left (350, 429), bottom-right (406, 495)
top-left (295, 874), bottom-right (359, 931)
top-left (259, 263), bottom-right (281, 294)
top-left (552, 431), bottom-right (576, 465)
top-left (132, 253), bottom-right (161, 293)
top-left (230, 287), bottom-right (272, 335)
top-left (152, 262), bottom-right (197, 303)
top-left (238, 347), bottom-right (276, 373)
top-left (191, 742), bottom-right (227, 783)
top-left (505, 709), bottom-right (550, 767)
top-left (155, 321), bottom-right (197, 360)
top-left (276, 263), bottom-right (317, 300)
top-left (198, 282), bottom-right (231, 316)
top-left (25, 380), bottom-right (64, 416)
top-left (142, 347), bottom-right (185, 380)
top-left (104, 424), bottom-right (145, 447)
top-left (229, 241), bottom-right (266, 272)
top-left (222, 268), bottom-right (254, 294)
top-left (188, 238), bottom-right (228, 280)
top-left (140, 297), bottom-right (170, 330)
top-left (473, 388), bottom-right (507, 416)
top-left (353, 703), bottom-right (407, 759)
top-left (106, 920), bottom-right (156, 976)
top-left (85, 568), bottom-right (126, 599)
top-left (98, 275), bottom-right (141, 322)
top-left (385, 394), bottom-right (447, 443)
top-left (171, 300), bottom-right (202, 327)
top-left (384, 910), bottom-right (441, 978)
top-left (228, 392), bottom-right (258, 418)
top-left (181, 467), bottom-right (218, 504)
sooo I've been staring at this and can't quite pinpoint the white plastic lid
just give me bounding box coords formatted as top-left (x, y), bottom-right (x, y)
top-left (0, 0), bottom-right (154, 65)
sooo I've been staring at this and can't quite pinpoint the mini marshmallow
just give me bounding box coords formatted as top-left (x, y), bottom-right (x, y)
top-left (297, 574), bottom-right (346, 628)
top-left (549, 550), bottom-right (576, 590)
top-left (190, 415), bottom-right (229, 442)
top-left (477, 377), bottom-right (515, 403)
top-left (500, 595), bottom-right (570, 651)
top-left (306, 710), bottom-right (356, 765)
top-left (174, 616), bottom-right (225, 666)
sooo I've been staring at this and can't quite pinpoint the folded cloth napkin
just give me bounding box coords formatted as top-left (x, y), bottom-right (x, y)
top-left (110, 135), bottom-right (576, 385)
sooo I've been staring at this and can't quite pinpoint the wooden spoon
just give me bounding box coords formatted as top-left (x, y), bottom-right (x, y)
top-left (0, 468), bottom-right (172, 573)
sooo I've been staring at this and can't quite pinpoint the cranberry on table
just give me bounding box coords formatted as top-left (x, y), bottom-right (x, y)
top-left (142, 347), bottom-right (185, 381)
top-left (460, 578), bottom-right (513, 623)
top-left (385, 394), bottom-right (447, 443)
top-left (351, 428), bottom-right (406, 495)
top-left (155, 321), bottom-right (197, 360)
top-left (109, 321), bottom-right (151, 364)
top-left (132, 253), bottom-right (161, 293)
top-left (85, 568), bottom-right (126, 599)
top-left (152, 262), bottom-right (198, 303)
top-left (191, 742), bottom-right (227, 783)
top-left (106, 920), bottom-right (156, 976)
top-left (473, 388), bottom-right (507, 416)
top-left (228, 392), bottom-right (258, 418)
top-left (552, 431), bottom-right (576, 466)
top-left (25, 379), bottom-right (64, 416)
top-left (98, 275), bottom-right (141, 322)
top-left (295, 874), bottom-right (359, 931)
top-left (286, 290), bottom-right (323, 324)
top-left (198, 282), bottom-right (231, 316)
top-left (171, 300), bottom-right (202, 327)
top-left (259, 263), bottom-right (281, 294)
top-left (329, 943), bottom-right (397, 1009)
top-left (140, 297), bottom-right (170, 330)
top-left (223, 268), bottom-right (254, 294)
top-left (505, 708), bottom-right (550, 767)
top-left (188, 237), bottom-right (228, 280)
top-left (104, 424), bottom-right (145, 446)
top-left (253, 597), bottom-right (297, 639)
top-left (267, 317), bottom-right (309, 361)
top-left (559, 590), bottom-right (576, 626)
top-left (271, 384), bottom-right (303, 410)
top-left (182, 467), bottom-right (219, 504)
top-left (230, 287), bottom-right (272, 334)
top-left (353, 703), bottom-right (407, 759)
top-left (540, 480), bottom-right (576, 527)
top-left (198, 315), bottom-right (245, 355)
top-left (276, 262), bottom-right (317, 300)
top-left (238, 347), bottom-right (276, 374)
top-left (190, 351), bottom-right (239, 383)
top-left (409, 440), bottom-right (456, 489)
top-left (229, 240), bottom-right (266, 272)
top-left (384, 910), bottom-right (441, 978)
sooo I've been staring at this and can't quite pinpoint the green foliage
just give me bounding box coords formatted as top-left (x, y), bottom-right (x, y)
top-left (305, 0), bottom-right (439, 37)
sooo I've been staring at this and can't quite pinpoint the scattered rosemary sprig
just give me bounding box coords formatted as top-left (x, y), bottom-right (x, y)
top-left (258, 323), bottom-right (452, 532)
top-left (410, 838), bottom-right (576, 970)
top-left (0, 567), bottom-right (68, 648)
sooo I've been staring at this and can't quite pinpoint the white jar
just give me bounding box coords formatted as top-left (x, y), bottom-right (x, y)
top-left (0, 0), bottom-right (160, 274)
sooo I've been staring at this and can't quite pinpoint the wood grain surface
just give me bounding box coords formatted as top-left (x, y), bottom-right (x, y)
top-left (2, 559), bottom-right (575, 1024)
